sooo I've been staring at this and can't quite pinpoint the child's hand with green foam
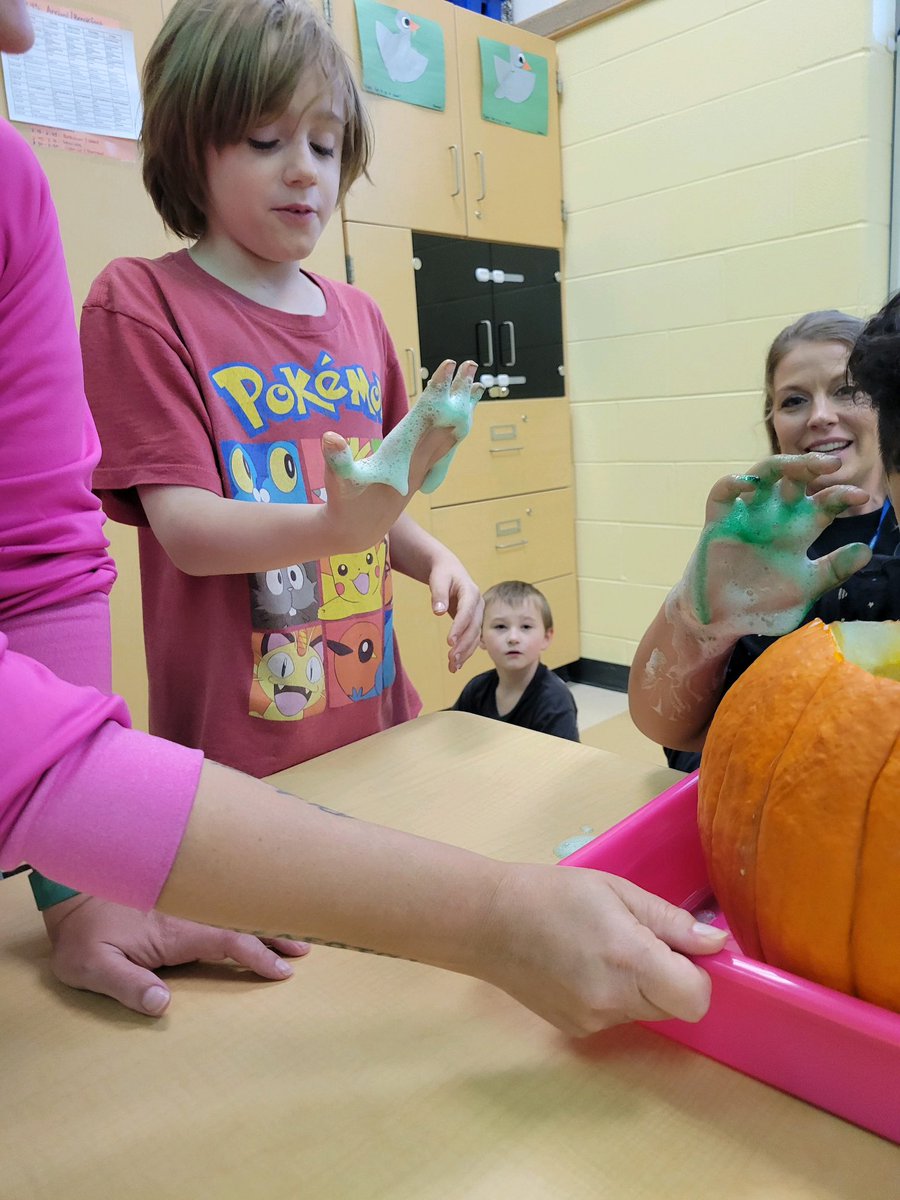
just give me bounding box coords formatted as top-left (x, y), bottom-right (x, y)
top-left (323, 359), bottom-right (483, 497)
top-left (679, 453), bottom-right (873, 640)
top-left (317, 361), bottom-right (483, 554)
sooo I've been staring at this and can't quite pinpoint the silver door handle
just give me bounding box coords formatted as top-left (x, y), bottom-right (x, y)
top-left (478, 319), bottom-right (494, 368)
top-left (449, 144), bottom-right (461, 198)
top-left (405, 347), bottom-right (418, 398)
top-left (474, 150), bottom-right (487, 202)
top-left (500, 320), bottom-right (516, 367)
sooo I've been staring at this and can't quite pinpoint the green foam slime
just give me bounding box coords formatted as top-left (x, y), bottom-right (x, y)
top-left (326, 364), bottom-right (482, 496)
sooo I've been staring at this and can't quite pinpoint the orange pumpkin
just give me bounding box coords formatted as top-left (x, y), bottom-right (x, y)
top-left (698, 618), bottom-right (900, 1012)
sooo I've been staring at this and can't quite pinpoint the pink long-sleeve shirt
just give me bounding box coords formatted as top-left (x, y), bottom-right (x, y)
top-left (0, 117), bottom-right (201, 908)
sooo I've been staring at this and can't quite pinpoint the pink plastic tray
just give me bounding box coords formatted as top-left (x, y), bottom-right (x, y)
top-left (559, 772), bottom-right (900, 1143)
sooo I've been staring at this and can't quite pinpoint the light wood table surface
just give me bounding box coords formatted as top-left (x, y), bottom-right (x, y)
top-left (1, 712), bottom-right (896, 1197)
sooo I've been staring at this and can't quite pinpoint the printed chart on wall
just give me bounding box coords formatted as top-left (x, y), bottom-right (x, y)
top-left (0, 2), bottom-right (141, 159)
top-left (478, 37), bottom-right (548, 135)
top-left (354, 0), bottom-right (445, 110)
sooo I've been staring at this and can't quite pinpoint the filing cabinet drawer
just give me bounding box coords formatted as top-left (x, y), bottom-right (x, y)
top-left (433, 398), bottom-right (572, 507)
top-left (431, 487), bottom-right (575, 589)
top-left (539, 574), bottom-right (580, 671)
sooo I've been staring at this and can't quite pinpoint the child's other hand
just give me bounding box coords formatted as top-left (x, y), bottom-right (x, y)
top-left (428, 550), bottom-right (483, 671)
top-left (476, 863), bottom-right (728, 1034)
top-left (679, 452), bottom-right (872, 640)
top-left (42, 895), bottom-right (309, 1017)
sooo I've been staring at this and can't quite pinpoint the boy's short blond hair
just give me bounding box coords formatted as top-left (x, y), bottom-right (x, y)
top-left (482, 581), bottom-right (553, 633)
top-left (142, 0), bottom-right (372, 239)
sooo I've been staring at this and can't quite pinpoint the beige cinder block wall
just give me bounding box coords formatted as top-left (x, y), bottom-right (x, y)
top-left (557, 0), bottom-right (894, 668)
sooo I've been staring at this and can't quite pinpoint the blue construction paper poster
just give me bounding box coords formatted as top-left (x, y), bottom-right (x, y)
top-left (479, 36), bottom-right (548, 135)
top-left (354, 0), bottom-right (446, 111)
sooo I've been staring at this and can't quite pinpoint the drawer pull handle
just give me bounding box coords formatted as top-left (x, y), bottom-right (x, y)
top-left (500, 320), bottom-right (517, 367)
top-left (405, 347), bottom-right (419, 399)
top-left (496, 518), bottom-right (522, 537)
top-left (475, 150), bottom-right (487, 202)
top-left (477, 319), bottom-right (495, 368)
top-left (495, 539), bottom-right (528, 551)
top-left (489, 446), bottom-right (523, 455)
top-left (449, 144), bottom-right (462, 197)
top-left (490, 422), bottom-right (518, 442)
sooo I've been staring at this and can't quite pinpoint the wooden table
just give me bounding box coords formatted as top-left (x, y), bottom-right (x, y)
top-left (1, 713), bottom-right (896, 1197)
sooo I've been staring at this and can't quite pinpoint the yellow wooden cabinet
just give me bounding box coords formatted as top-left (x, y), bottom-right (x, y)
top-left (431, 487), bottom-right (575, 590)
top-left (335, 0), bottom-right (467, 237)
top-left (432, 396), bottom-right (572, 506)
top-left (453, 6), bottom-right (562, 247)
top-left (335, 0), bottom-right (562, 247)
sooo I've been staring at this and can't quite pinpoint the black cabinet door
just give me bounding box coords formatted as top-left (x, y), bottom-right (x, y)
top-left (412, 233), bottom-right (565, 399)
top-left (488, 243), bottom-right (564, 399)
top-left (413, 233), bottom-right (492, 378)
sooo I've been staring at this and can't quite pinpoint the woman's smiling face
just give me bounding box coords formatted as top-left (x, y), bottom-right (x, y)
top-left (771, 339), bottom-right (884, 509)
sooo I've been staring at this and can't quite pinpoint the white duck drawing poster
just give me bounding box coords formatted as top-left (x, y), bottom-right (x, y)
top-left (478, 35), bottom-right (548, 136)
top-left (355, 0), bottom-right (446, 111)
top-left (493, 46), bottom-right (536, 103)
top-left (376, 10), bottom-right (428, 82)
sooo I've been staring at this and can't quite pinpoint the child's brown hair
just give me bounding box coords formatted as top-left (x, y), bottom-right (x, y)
top-left (141, 0), bottom-right (372, 239)
top-left (482, 581), bottom-right (553, 633)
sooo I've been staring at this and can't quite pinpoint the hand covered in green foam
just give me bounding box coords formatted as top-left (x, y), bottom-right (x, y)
top-left (677, 454), bottom-right (873, 641)
top-left (323, 359), bottom-right (483, 497)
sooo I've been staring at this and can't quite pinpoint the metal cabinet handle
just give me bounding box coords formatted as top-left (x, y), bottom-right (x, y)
top-left (405, 347), bottom-right (419, 398)
top-left (449, 144), bottom-right (461, 198)
top-left (474, 150), bottom-right (487, 202)
top-left (500, 320), bottom-right (517, 367)
top-left (489, 446), bottom-right (523, 455)
top-left (495, 539), bottom-right (528, 550)
top-left (477, 319), bottom-right (494, 368)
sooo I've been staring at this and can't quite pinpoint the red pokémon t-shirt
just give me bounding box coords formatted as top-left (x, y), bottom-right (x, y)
top-left (82, 251), bottom-right (421, 776)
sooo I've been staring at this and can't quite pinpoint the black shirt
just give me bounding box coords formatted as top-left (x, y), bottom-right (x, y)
top-left (451, 663), bottom-right (580, 742)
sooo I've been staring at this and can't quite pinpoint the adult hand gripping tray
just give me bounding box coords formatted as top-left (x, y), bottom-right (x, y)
top-left (559, 771), bottom-right (900, 1143)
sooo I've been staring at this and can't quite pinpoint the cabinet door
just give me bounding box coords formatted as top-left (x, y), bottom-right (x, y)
top-left (538, 574), bottom-right (580, 670)
top-left (413, 232), bottom-right (489, 381)
top-left (344, 222), bottom-right (422, 399)
top-left (413, 233), bottom-right (565, 400)
top-left (488, 243), bottom-right (564, 398)
top-left (453, 8), bottom-right (562, 248)
top-left (334, 0), bottom-right (467, 236)
top-left (306, 212), bottom-right (348, 282)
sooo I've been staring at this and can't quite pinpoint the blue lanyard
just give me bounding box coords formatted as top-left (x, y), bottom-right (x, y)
top-left (869, 497), bottom-right (892, 551)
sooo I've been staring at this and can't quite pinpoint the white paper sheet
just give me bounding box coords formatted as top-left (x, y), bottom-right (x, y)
top-left (1, 6), bottom-right (141, 140)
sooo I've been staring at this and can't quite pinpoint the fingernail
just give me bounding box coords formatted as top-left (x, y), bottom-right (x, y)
top-left (275, 959), bottom-right (294, 978)
top-left (692, 922), bottom-right (727, 938)
top-left (433, 602), bottom-right (447, 614)
top-left (143, 985), bottom-right (170, 1016)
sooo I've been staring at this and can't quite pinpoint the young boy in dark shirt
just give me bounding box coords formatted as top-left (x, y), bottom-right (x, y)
top-left (451, 581), bottom-right (579, 741)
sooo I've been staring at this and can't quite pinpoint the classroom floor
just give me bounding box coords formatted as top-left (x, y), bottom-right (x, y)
top-left (568, 682), bottom-right (668, 767)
